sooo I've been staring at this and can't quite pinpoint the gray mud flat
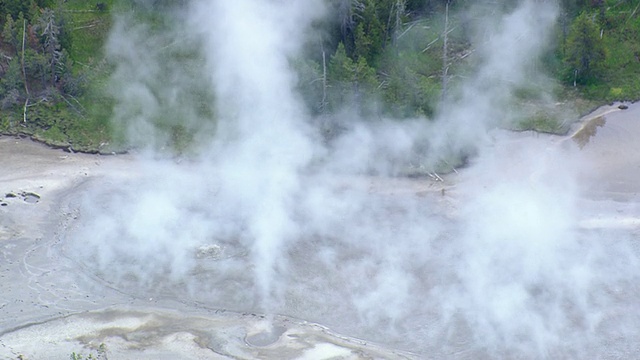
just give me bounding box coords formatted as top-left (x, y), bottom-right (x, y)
top-left (0, 137), bottom-right (420, 359)
top-left (1, 307), bottom-right (417, 359)
top-left (2, 102), bottom-right (640, 359)
top-left (569, 102), bottom-right (640, 200)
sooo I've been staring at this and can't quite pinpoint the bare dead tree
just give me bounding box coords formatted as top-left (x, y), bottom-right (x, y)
top-left (388, 0), bottom-right (406, 47)
top-left (395, 0), bottom-right (405, 41)
top-left (336, 0), bottom-right (364, 45)
top-left (321, 45), bottom-right (328, 113)
top-left (442, 0), bottom-right (450, 102)
top-left (385, 1), bottom-right (395, 47)
top-left (21, 19), bottom-right (29, 123)
top-left (38, 8), bottom-right (62, 87)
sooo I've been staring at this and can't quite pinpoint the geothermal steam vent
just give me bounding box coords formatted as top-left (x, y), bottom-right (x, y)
top-left (2, 1), bottom-right (640, 359)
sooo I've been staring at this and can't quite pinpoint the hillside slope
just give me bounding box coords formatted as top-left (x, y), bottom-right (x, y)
top-left (0, 0), bottom-right (638, 152)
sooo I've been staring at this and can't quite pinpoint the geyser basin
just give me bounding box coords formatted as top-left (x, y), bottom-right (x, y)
top-left (2, 103), bottom-right (640, 359)
top-left (0, 137), bottom-right (419, 360)
top-left (56, 104), bottom-right (640, 358)
top-left (60, 168), bottom-right (457, 350)
top-left (3, 0), bottom-right (640, 355)
top-left (1, 307), bottom-right (418, 359)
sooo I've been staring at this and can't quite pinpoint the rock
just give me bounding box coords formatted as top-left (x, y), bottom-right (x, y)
top-left (196, 244), bottom-right (222, 259)
top-left (21, 192), bottom-right (40, 204)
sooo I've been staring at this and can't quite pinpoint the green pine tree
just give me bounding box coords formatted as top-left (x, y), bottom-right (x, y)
top-left (2, 14), bottom-right (18, 52)
top-left (328, 42), bottom-right (378, 113)
top-left (565, 12), bottom-right (606, 84)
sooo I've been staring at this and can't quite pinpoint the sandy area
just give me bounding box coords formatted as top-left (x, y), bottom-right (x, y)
top-left (1, 101), bottom-right (640, 359)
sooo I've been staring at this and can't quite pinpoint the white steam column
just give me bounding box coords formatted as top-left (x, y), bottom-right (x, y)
top-left (192, 0), bottom-right (324, 308)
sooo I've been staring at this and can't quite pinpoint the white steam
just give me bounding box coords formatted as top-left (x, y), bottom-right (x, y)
top-left (190, 0), bottom-right (324, 306)
top-left (426, 0), bottom-right (560, 165)
top-left (66, 0), bottom-right (640, 358)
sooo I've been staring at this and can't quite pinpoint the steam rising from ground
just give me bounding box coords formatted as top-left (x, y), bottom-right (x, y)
top-left (68, 0), bottom-right (640, 357)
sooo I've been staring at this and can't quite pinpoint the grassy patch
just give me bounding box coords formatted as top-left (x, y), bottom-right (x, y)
top-left (513, 113), bottom-right (567, 134)
top-left (2, 99), bottom-right (117, 152)
top-left (64, 0), bottom-right (114, 66)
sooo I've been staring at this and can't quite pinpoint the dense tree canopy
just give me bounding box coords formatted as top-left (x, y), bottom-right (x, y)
top-left (0, 0), bottom-right (639, 150)
top-left (0, 3), bottom-right (76, 111)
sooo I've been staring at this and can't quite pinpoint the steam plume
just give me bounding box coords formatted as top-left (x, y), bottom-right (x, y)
top-left (66, 0), bottom-right (640, 357)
